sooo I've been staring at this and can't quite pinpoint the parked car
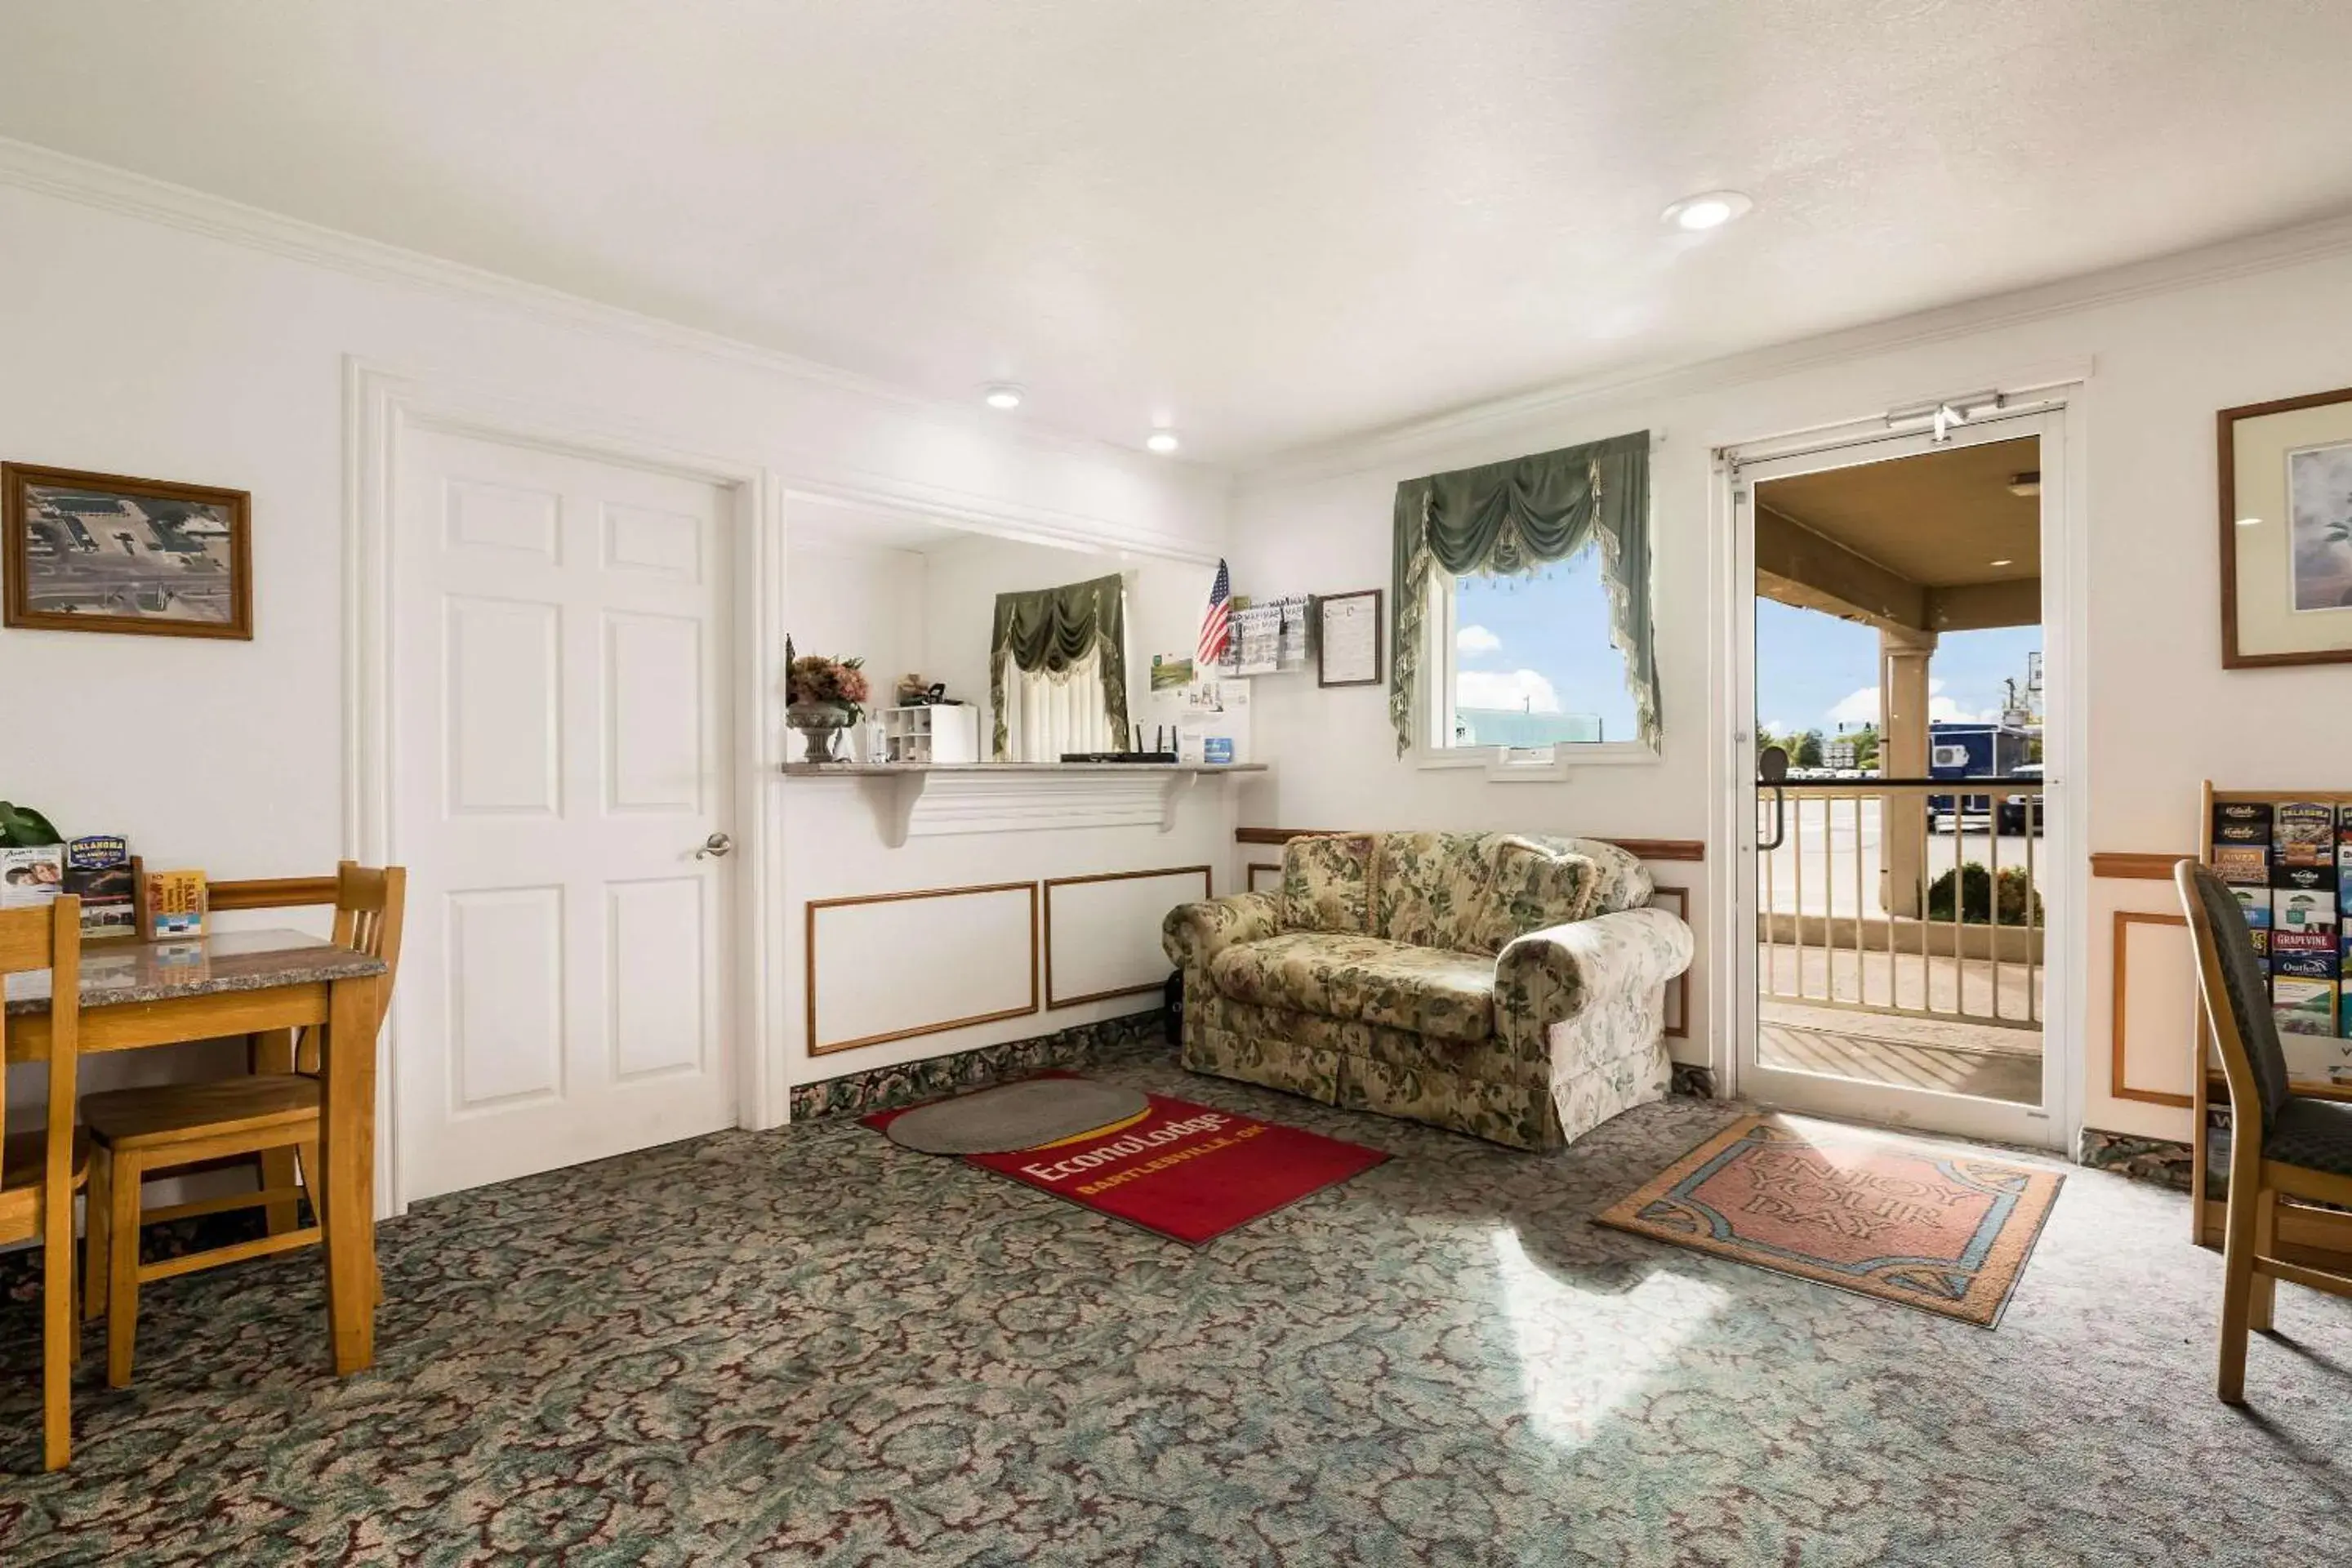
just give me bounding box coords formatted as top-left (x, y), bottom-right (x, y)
top-left (1998, 764), bottom-right (2045, 836)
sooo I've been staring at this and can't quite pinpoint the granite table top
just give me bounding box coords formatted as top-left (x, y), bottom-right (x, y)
top-left (3, 927), bottom-right (387, 1015)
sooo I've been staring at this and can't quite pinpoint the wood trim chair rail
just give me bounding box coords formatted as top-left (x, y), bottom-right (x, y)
top-left (1235, 826), bottom-right (1704, 861)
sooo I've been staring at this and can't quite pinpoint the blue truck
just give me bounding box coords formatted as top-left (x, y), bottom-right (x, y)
top-left (1927, 722), bottom-right (2038, 835)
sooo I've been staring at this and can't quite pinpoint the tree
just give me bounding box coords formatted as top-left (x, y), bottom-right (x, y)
top-left (1793, 729), bottom-right (1825, 768)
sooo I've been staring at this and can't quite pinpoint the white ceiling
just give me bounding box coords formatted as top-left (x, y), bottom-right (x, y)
top-left (5, 2), bottom-right (2352, 463)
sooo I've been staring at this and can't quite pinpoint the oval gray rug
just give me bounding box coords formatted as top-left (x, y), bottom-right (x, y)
top-left (884, 1078), bottom-right (1152, 1156)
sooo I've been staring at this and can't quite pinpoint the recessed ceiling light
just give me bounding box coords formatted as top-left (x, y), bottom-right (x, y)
top-left (1989, 559), bottom-right (2015, 568)
top-left (981, 382), bottom-right (1024, 411)
top-left (1146, 430), bottom-right (1181, 455)
top-left (1661, 190), bottom-right (1753, 232)
top-left (2237, 515), bottom-right (2263, 528)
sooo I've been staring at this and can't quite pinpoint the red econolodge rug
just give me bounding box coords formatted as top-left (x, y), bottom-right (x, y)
top-left (1596, 1115), bottom-right (2063, 1327)
top-left (864, 1077), bottom-right (1389, 1245)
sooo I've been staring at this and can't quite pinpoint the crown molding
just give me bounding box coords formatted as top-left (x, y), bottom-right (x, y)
top-left (1241, 209), bottom-right (2352, 492)
top-left (0, 135), bottom-right (1209, 480)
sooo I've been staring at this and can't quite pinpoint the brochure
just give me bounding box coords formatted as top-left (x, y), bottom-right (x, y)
top-left (63, 834), bottom-right (137, 940)
top-left (0, 845), bottom-right (64, 909)
top-left (2274, 885), bottom-right (2340, 935)
top-left (2274, 975), bottom-right (2337, 1037)
top-left (2216, 799), bottom-right (2274, 835)
top-left (2277, 801), bottom-right (2336, 866)
top-left (2274, 951), bottom-right (2341, 980)
top-left (2273, 927), bottom-right (2334, 958)
top-left (2212, 845), bottom-right (2270, 886)
top-left (145, 868), bottom-right (208, 939)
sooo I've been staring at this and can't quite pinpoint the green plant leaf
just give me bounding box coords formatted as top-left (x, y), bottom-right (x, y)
top-left (0, 800), bottom-right (63, 847)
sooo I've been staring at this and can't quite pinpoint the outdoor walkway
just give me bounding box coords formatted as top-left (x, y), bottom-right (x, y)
top-left (1758, 998), bottom-right (2042, 1106)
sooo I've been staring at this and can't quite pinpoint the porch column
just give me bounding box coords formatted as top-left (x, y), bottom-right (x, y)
top-left (1881, 626), bottom-right (1937, 918)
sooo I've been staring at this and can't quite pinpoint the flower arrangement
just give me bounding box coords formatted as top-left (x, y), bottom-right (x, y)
top-left (786, 654), bottom-right (871, 724)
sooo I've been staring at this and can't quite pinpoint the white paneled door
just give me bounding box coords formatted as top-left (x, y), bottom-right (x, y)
top-left (394, 429), bottom-right (737, 1202)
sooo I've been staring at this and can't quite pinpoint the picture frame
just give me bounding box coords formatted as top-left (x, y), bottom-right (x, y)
top-left (2219, 387), bottom-right (2352, 668)
top-left (1316, 587), bottom-right (1383, 688)
top-left (3, 462), bottom-right (253, 640)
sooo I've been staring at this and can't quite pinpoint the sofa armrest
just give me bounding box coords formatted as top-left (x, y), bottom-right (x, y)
top-left (1162, 891), bottom-right (1282, 971)
top-left (1493, 905), bottom-right (1695, 1046)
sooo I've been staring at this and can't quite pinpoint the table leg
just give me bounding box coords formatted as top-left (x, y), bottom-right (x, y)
top-left (319, 974), bottom-right (378, 1374)
top-left (251, 1029), bottom-right (303, 1235)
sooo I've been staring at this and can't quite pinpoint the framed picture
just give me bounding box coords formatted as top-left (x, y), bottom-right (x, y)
top-left (3, 462), bottom-right (252, 639)
top-left (2220, 387), bottom-right (2352, 668)
top-left (1317, 588), bottom-right (1383, 688)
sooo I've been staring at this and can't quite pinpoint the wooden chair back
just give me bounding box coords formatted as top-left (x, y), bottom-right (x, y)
top-left (0, 897), bottom-right (82, 1223)
top-left (2176, 859), bottom-right (2294, 1149)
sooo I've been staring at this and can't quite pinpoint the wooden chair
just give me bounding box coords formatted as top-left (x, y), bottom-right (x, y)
top-left (80, 862), bottom-right (403, 1387)
top-left (0, 897), bottom-right (87, 1470)
top-left (2176, 859), bottom-right (2352, 1402)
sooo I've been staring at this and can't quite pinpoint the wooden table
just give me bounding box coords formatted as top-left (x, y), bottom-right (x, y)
top-left (3, 929), bottom-right (390, 1374)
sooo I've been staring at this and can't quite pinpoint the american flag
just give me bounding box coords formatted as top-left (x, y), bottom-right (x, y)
top-left (1196, 558), bottom-right (1232, 667)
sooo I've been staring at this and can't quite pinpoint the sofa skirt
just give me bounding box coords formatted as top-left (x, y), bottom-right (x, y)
top-left (1181, 990), bottom-right (1668, 1153)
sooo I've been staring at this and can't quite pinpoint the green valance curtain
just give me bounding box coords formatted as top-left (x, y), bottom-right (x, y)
top-left (1389, 430), bottom-right (1658, 755)
top-left (989, 572), bottom-right (1130, 760)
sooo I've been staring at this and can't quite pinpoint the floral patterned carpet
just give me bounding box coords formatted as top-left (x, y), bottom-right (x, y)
top-left (2, 1049), bottom-right (2350, 1566)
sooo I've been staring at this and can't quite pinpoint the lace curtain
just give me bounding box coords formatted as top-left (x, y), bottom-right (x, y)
top-left (1000, 645), bottom-right (1119, 763)
top-left (1389, 430), bottom-right (1658, 755)
top-left (990, 572), bottom-right (1129, 760)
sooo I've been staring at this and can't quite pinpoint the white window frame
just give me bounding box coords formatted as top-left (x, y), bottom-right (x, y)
top-left (1414, 559), bottom-right (1659, 780)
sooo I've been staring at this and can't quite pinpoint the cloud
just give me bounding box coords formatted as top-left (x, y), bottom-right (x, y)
top-left (1456, 623), bottom-right (1502, 657)
top-left (1823, 678), bottom-right (1993, 729)
top-left (1824, 686), bottom-right (1880, 728)
top-left (1457, 668), bottom-right (1561, 712)
top-left (1928, 693), bottom-right (1995, 724)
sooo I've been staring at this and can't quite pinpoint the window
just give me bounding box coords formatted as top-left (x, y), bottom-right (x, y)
top-left (1426, 541), bottom-right (1642, 764)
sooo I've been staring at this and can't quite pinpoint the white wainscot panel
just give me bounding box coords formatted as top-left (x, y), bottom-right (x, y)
top-left (1046, 868), bottom-right (1210, 1008)
top-left (448, 885), bottom-right (565, 1110)
top-left (447, 477), bottom-right (560, 560)
top-left (604, 610), bottom-right (702, 812)
top-left (603, 501), bottom-right (702, 582)
top-left (608, 875), bottom-right (708, 1080)
top-left (2118, 914), bottom-right (2197, 1102)
top-left (809, 884), bottom-right (1036, 1054)
top-left (444, 595), bottom-right (560, 816)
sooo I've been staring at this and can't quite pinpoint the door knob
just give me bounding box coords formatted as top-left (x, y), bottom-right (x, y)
top-left (695, 831), bottom-right (733, 860)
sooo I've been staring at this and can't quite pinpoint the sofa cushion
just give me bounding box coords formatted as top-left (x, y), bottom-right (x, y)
top-left (1372, 831), bottom-right (1510, 953)
top-left (1281, 833), bottom-right (1377, 935)
top-left (1463, 837), bottom-right (1603, 953)
top-left (1207, 932), bottom-right (1494, 1043)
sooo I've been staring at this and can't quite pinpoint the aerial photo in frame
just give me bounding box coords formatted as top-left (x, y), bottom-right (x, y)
top-left (2, 463), bottom-right (252, 639)
top-left (2288, 439), bottom-right (2352, 612)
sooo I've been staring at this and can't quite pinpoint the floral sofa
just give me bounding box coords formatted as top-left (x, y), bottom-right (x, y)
top-left (1162, 831), bottom-right (1694, 1152)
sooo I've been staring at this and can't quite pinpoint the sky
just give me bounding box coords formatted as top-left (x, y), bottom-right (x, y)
top-left (1450, 546), bottom-right (2042, 741)
top-left (1752, 598), bottom-right (2042, 737)
top-left (1454, 548), bottom-right (1639, 742)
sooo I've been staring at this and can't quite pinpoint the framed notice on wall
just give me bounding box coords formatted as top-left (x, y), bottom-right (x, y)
top-left (1317, 589), bottom-right (1382, 688)
top-left (2220, 385), bottom-right (2352, 667)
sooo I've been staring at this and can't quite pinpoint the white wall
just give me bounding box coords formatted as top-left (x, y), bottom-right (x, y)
top-left (1232, 232), bottom-right (2352, 1143)
top-left (0, 172), bottom-right (1227, 882)
top-left (0, 167), bottom-right (1229, 1131)
top-left (784, 540), bottom-right (926, 695)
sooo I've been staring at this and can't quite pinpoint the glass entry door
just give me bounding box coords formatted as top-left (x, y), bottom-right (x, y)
top-left (1728, 408), bottom-right (2069, 1148)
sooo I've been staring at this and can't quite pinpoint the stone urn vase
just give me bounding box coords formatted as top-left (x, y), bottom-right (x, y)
top-left (786, 702), bottom-right (855, 764)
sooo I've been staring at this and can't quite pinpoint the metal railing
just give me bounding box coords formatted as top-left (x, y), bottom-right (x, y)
top-left (1758, 778), bottom-right (2042, 1029)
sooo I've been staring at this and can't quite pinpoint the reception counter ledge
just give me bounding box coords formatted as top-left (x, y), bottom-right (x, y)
top-left (781, 760), bottom-right (1267, 844)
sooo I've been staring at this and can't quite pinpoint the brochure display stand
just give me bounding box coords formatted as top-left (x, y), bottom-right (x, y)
top-left (2190, 780), bottom-right (2352, 1264)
